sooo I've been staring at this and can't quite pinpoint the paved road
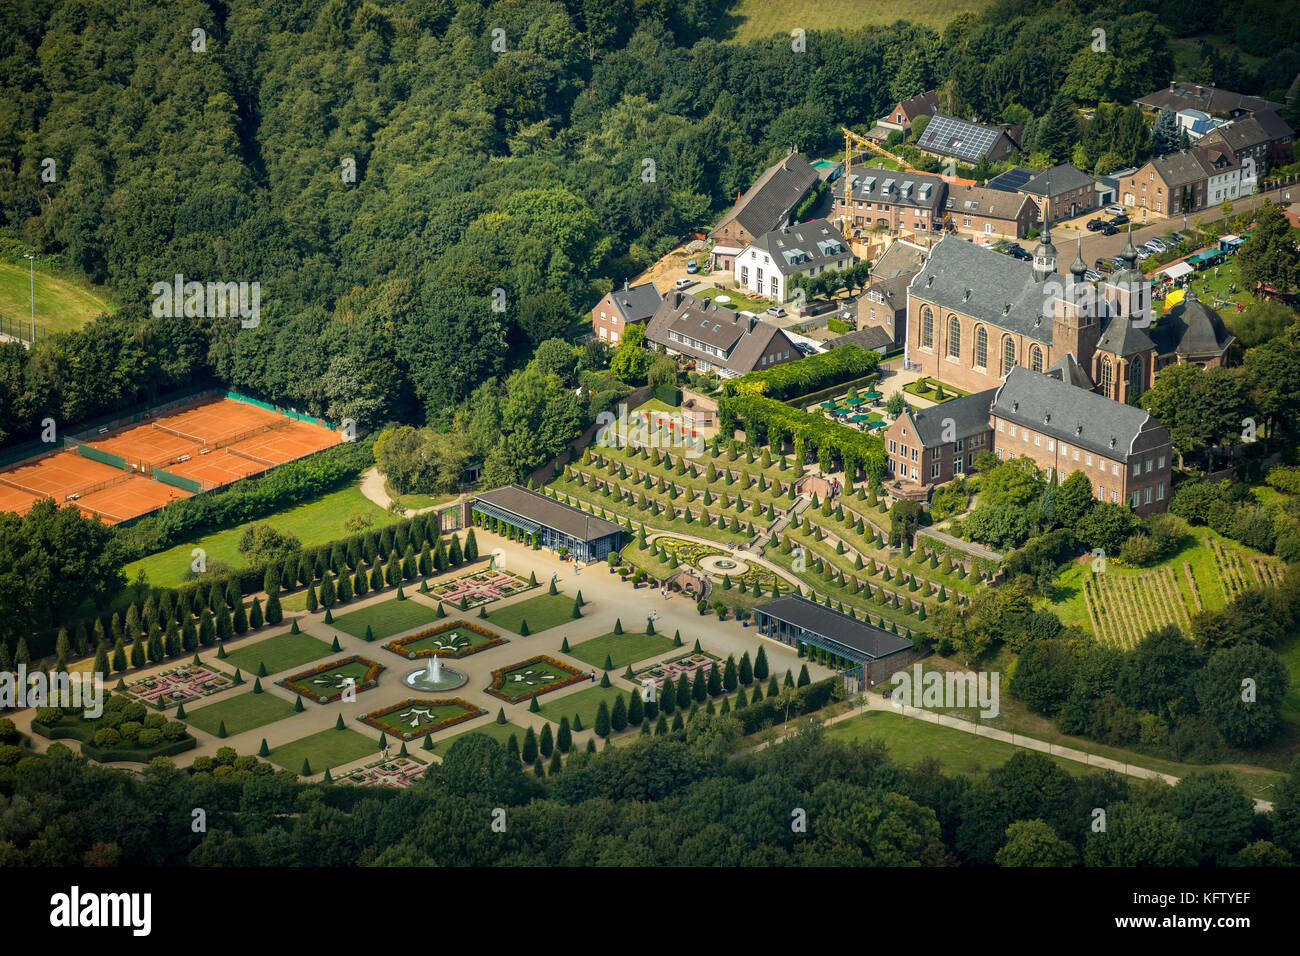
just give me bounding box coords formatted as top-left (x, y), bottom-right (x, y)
top-left (1072, 183), bottom-right (1297, 268)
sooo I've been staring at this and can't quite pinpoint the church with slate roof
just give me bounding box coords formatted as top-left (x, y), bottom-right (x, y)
top-left (904, 218), bottom-right (1234, 403)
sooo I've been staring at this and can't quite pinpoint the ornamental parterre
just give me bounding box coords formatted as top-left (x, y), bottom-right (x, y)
top-left (486, 655), bottom-right (587, 703)
top-left (277, 655), bottom-right (384, 704)
top-left (383, 619), bottom-right (505, 659)
top-left (359, 697), bottom-right (486, 741)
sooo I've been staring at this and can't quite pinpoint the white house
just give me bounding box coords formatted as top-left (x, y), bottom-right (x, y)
top-left (733, 219), bottom-right (853, 304)
top-left (1193, 142), bottom-right (1244, 205)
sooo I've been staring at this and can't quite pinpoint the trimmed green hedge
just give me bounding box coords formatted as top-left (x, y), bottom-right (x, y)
top-left (31, 718), bottom-right (198, 762)
top-left (734, 677), bottom-right (838, 735)
top-left (722, 344), bottom-right (879, 402)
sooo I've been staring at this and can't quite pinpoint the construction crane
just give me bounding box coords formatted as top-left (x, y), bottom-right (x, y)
top-left (839, 126), bottom-right (923, 237)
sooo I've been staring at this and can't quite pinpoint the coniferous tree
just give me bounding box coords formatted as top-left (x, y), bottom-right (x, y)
top-left (655, 713), bottom-right (669, 735)
top-left (93, 642), bottom-right (110, 678)
top-left (506, 734), bottom-right (520, 762)
top-left (594, 700), bottom-right (611, 737)
top-left (754, 646), bottom-right (769, 680)
top-left (130, 636), bottom-right (146, 668)
top-left (557, 716), bottom-right (572, 753)
top-left (249, 596), bottom-right (264, 628)
top-left (539, 723), bottom-right (554, 757)
top-left (627, 690), bottom-right (644, 726)
top-left (611, 694), bottom-right (628, 732)
top-left (660, 675), bottom-right (676, 715)
top-left (522, 726), bottom-right (538, 763)
top-left (797, 665), bottom-right (810, 687)
top-left (111, 637), bottom-right (127, 673)
top-left (739, 651), bottom-right (753, 686)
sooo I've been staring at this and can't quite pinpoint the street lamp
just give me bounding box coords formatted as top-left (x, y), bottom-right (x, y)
top-left (22, 254), bottom-right (35, 344)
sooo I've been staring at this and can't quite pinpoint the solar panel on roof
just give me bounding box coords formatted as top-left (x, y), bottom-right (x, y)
top-left (921, 115), bottom-right (1000, 163)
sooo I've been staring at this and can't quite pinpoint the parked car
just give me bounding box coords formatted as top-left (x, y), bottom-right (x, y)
top-left (1008, 246), bottom-right (1033, 261)
top-left (1144, 239), bottom-right (1168, 253)
top-left (794, 342), bottom-right (816, 356)
top-left (1167, 232), bottom-right (1185, 247)
top-left (686, 259), bottom-right (698, 274)
top-left (765, 306), bottom-right (787, 318)
top-left (1098, 222), bottom-right (1118, 236)
top-left (1095, 257), bottom-right (1116, 273)
top-left (1083, 269), bottom-right (1105, 282)
top-left (1105, 204), bottom-right (1126, 215)
top-left (1136, 248), bottom-right (1153, 260)
top-left (674, 277), bottom-right (693, 290)
top-left (1109, 213), bottom-right (1129, 226)
top-left (1086, 218), bottom-right (1106, 231)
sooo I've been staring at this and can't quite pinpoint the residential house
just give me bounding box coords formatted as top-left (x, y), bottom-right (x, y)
top-left (1198, 111), bottom-right (1294, 176)
top-left (822, 326), bottom-right (893, 356)
top-left (943, 184), bottom-right (1039, 238)
top-left (734, 219), bottom-right (853, 303)
top-left (1176, 108), bottom-right (1228, 141)
top-left (590, 280), bottom-right (662, 345)
top-left (868, 90), bottom-right (939, 143)
top-left (846, 239), bottom-right (927, 350)
top-left (832, 171), bottom-right (946, 238)
top-left (643, 292), bottom-right (799, 380)
top-left (1136, 82), bottom-right (1282, 120)
top-left (1118, 152), bottom-right (1207, 215)
top-left (1018, 164), bottom-right (1099, 221)
top-left (989, 367), bottom-right (1173, 516)
top-left (882, 387), bottom-right (997, 491)
top-left (1192, 142), bottom-right (1243, 206)
top-left (708, 152), bottom-right (819, 272)
top-left (915, 114), bottom-right (1020, 165)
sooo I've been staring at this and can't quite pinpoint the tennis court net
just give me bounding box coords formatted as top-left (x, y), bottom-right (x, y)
top-left (227, 447), bottom-right (277, 468)
top-left (0, 475), bottom-right (52, 498)
top-left (151, 421), bottom-right (209, 446)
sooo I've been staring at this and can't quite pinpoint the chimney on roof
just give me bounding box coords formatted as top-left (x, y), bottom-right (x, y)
top-left (673, 291), bottom-right (682, 308)
top-left (1195, 85), bottom-right (1204, 97)
top-left (624, 279), bottom-right (629, 291)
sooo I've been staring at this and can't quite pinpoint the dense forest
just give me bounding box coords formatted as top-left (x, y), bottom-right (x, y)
top-left (1, 0), bottom-right (1297, 447)
top-left (2, 718), bottom-right (1298, 866)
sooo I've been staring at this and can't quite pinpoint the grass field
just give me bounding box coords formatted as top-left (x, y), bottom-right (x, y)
top-left (720, 0), bottom-right (994, 41)
top-left (431, 720), bottom-right (529, 757)
top-left (485, 592), bottom-right (576, 635)
top-left (825, 709), bottom-right (1094, 777)
top-left (269, 727), bottom-right (378, 773)
top-left (537, 683), bottom-right (629, 728)
top-left (0, 260), bottom-right (119, 336)
top-left (220, 632), bottom-right (334, 675)
top-left (332, 596), bottom-right (439, 641)
top-left (569, 631), bottom-right (676, 669)
top-left (185, 691), bottom-right (297, 737)
top-left (384, 482), bottom-right (455, 511)
top-left (696, 286), bottom-right (771, 314)
top-left (126, 482), bottom-right (396, 589)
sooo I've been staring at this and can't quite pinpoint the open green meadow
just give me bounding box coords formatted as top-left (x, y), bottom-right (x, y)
top-left (126, 482), bottom-right (396, 589)
top-left (0, 260), bottom-right (119, 336)
top-left (720, 0), bottom-right (993, 41)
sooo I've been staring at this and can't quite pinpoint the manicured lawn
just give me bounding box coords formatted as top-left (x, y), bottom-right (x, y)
top-left (0, 259), bottom-right (119, 336)
top-left (537, 683), bottom-right (629, 728)
top-left (637, 398), bottom-right (681, 415)
top-left (903, 378), bottom-right (968, 402)
top-left (332, 596), bottom-right (439, 640)
top-left (696, 286), bottom-right (770, 314)
top-left (485, 592), bottom-right (576, 635)
top-left (270, 727), bottom-right (378, 773)
top-left (126, 482), bottom-right (396, 588)
top-left (222, 632), bottom-right (334, 675)
top-left (825, 710), bottom-right (1092, 777)
top-left (569, 631), bottom-right (676, 669)
top-left (431, 720), bottom-right (529, 757)
top-left (385, 482), bottom-right (455, 511)
top-left (185, 691), bottom-right (297, 737)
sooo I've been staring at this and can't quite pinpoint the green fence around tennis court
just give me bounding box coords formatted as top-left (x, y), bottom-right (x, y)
top-left (225, 390), bottom-right (333, 429)
top-left (73, 441), bottom-right (127, 470)
top-left (152, 467), bottom-right (202, 493)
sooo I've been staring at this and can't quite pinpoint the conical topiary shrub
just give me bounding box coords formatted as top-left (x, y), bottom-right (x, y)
top-left (519, 619), bottom-right (530, 636)
top-left (217, 720), bottom-right (227, 738)
top-left (256, 661), bottom-right (267, 677)
top-left (216, 644), bottom-right (228, 659)
top-left (496, 707), bottom-right (507, 724)
top-left (176, 702), bottom-right (187, 719)
top-left (290, 619), bottom-right (300, 634)
top-left (258, 738), bottom-right (269, 757)
top-left (335, 713), bottom-right (345, 730)
top-left (529, 696), bottom-right (540, 713)
top-left (252, 677), bottom-right (263, 694)
top-left (301, 758), bottom-right (312, 776)
top-left (423, 733), bottom-right (434, 751)
top-left (331, 636), bottom-right (341, 651)
top-left (294, 695), bottom-right (304, 712)
top-left (560, 637), bottom-right (570, 652)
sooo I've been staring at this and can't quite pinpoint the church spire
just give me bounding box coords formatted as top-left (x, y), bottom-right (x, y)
top-left (1032, 189), bottom-right (1057, 280)
top-left (1070, 236), bottom-right (1087, 281)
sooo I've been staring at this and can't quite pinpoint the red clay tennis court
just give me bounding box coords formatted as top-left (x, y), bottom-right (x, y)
top-left (0, 395), bottom-right (341, 525)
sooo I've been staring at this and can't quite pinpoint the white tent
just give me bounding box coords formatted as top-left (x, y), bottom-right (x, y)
top-left (1160, 261), bottom-right (1194, 279)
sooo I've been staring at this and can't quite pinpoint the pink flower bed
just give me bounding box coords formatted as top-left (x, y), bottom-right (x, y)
top-left (340, 757), bottom-right (426, 789)
top-left (634, 653), bottom-right (720, 689)
top-left (430, 569), bottom-right (532, 608)
top-left (127, 665), bottom-right (234, 709)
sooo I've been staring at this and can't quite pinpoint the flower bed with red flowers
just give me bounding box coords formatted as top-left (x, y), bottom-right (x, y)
top-left (359, 697), bottom-right (487, 741)
top-left (486, 655), bottom-right (587, 703)
top-left (383, 620), bottom-right (504, 660)
top-left (277, 655), bottom-right (384, 704)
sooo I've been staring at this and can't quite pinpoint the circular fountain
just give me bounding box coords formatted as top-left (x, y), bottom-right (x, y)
top-left (403, 655), bottom-right (468, 692)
